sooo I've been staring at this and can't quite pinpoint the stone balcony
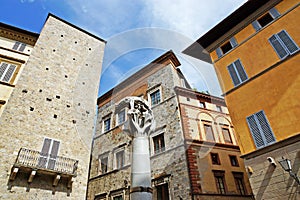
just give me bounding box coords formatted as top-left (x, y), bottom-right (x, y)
top-left (9, 148), bottom-right (78, 188)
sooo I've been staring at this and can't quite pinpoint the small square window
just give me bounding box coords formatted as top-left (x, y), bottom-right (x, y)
top-left (199, 102), bottom-right (205, 108)
top-left (211, 153), bottom-right (220, 165)
top-left (150, 90), bottom-right (161, 106)
top-left (229, 155), bottom-right (239, 167)
top-left (103, 117), bottom-right (111, 132)
top-left (153, 134), bottom-right (165, 154)
top-left (113, 195), bottom-right (123, 200)
top-left (257, 13), bottom-right (274, 28)
top-left (216, 105), bottom-right (222, 112)
top-left (220, 41), bottom-right (233, 55)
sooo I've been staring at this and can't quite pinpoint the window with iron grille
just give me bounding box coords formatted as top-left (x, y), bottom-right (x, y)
top-left (246, 110), bottom-right (275, 148)
top-left (150, 90), bottom-right (161, 106)
top-left (269, 30), bottom-right (299, 60)
top-left (213, 171), bottom-right (226, 194)
top-left (233, 172), bottom-right (246, 195)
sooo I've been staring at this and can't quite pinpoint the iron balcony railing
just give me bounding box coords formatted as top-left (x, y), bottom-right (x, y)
top-left (15, 148), bottom-right (78, 176)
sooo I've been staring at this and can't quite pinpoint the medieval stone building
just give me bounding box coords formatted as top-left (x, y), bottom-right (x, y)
top-left (87, 51), bottom-right (253, 200)
top-left (0, 14), bottom-right (105, 199)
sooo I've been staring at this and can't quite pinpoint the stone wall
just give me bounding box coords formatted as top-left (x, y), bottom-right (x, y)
top-left (0, 15), bottom-right (105, 199)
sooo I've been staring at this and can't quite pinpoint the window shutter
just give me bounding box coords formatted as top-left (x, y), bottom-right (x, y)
top-left (269, 7), bottom-right (280, 19)
top-left (230, 37), bottom-right (238, 47)
top-left (12, 42), bottom-right (20, 50)
top-left (256, 111), bottom-right (275, 144)
top-left (252, 21), bottom-right (261, 31)
top-left (227, 63), bottom-right (240, 86)
top-left (38, 138), bottom-right (52, 168)
top-left (2, 64), bottom-right (16, 83)
top-left (277, 30), bottom-right (299, 54)
top-left (19, 43), bottom-right (26, 52)
top-left (234, 60), bottom-right (248, 82)
top-left (216, 47), bottom-right (223, 58)
top-left (269, 35), bottom-right (288, 59)
top-left (246, 115), bottom-right (265, 148)
top-left (47, 140), bottom-right (60, 170)
top-left (0, 63), bottom-right (9, 80)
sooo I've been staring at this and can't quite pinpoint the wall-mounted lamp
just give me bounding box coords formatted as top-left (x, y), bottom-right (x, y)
top-left (278, 157), bottom-right (300, 185)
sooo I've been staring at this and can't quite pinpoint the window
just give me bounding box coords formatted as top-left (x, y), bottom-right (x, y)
top-left (156, 183), bottom-right (170, 200)
top-left (115, 150), bottom-right (125, 169)
top-left (12, 41), bottom-right (26, 52)
top-left (222, 128), bottom-right (232, 144)
top-left (150, 90), bottom-right (161, 106)
top-left (269, 30), bottom-right (299, 59)
top-left (99, 156), bottom-right (108, 174)
top-left (233, 173), bottom-right (246, 195)
top-left (113, 195), bottom-right (123, 200)
top-left (214, 171), bottom-right (226, 194)
top-left (216, 37), bottom-right (238, 58)
top-left (216, 105), bottom-right (222, 112)
top-left (117, 109), bottom-right (126, 125)
top-left (211, 153), bottom-right (220, 165)
top-left (227, 59), bottom-right (248, 86)
top-left (246, 110), bottom-right (275, 148)
top-left (199, 102), bottom-right (205, 108)
top-left (0, 62), bottom-right (17, 84)
top-left (252, 8), bottom-right (280, 31)
top-left (153, 134), bottom-right (165, 154)
top-left (229, 155), bottom-right (239, 167)
top-left (94, 193), bottom-right (107, 200)
top-left (204, 124), bottom-right (215, 142)
top-left (38, 138), bottom-right (60, 170)
top-left (103, 117), bottom-right (111, 132)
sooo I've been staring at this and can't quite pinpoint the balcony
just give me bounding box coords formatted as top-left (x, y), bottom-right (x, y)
top-left (9, 148), bottom-right (78, 188)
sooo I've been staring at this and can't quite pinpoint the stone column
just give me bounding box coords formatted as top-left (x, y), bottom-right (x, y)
top-left (120, 97), bottom-right (155, 200)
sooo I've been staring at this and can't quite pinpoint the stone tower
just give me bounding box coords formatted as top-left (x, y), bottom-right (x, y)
top-left (0, 14), bottom-right (105, 199)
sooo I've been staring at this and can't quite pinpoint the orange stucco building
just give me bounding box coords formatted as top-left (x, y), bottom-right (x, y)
top-left (185, 0), bottom-right (299, 199)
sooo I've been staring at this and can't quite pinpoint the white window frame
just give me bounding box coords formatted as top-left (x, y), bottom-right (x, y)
top-left (148, 85), bottom-right (162, 107)
top-left (102, 115), bottom-right (112, 133)
top-left (246, 110), bottom-right (276, 148)
top-left (152, 133), bottom-right (166, 154)
top-left (268, 30), bottom-right (299, 60)
top-left (98, 154), bottom-right (109, 175)
top-left (0, 62), bottom-right (17, 84)
top-left (116, 108), bottom-right (126, 126)
top-left (227, 59), bottom-right (248, 87)
top-left (114, 148), bottom-right (125, 170)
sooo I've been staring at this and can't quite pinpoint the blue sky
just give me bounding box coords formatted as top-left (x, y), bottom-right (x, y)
top-left (0, 0), bottom-right (247, 97)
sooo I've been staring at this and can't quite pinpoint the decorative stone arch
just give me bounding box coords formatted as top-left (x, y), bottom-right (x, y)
top-left (196, 111), bottom-right (216, 141)
top-left (215, 115), bottom-right (237, 145)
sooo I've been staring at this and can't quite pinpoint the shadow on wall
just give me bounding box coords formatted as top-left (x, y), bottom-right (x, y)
top-left (286, 151), bottom-right (300, 199)
top-left (7, 170), bottom-right (72, 196)
top-left (256, 164), bottom-right (275, 200)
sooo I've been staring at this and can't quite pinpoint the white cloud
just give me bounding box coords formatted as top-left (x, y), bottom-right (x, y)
top-left (65, 0), bottom-right (247, 96)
